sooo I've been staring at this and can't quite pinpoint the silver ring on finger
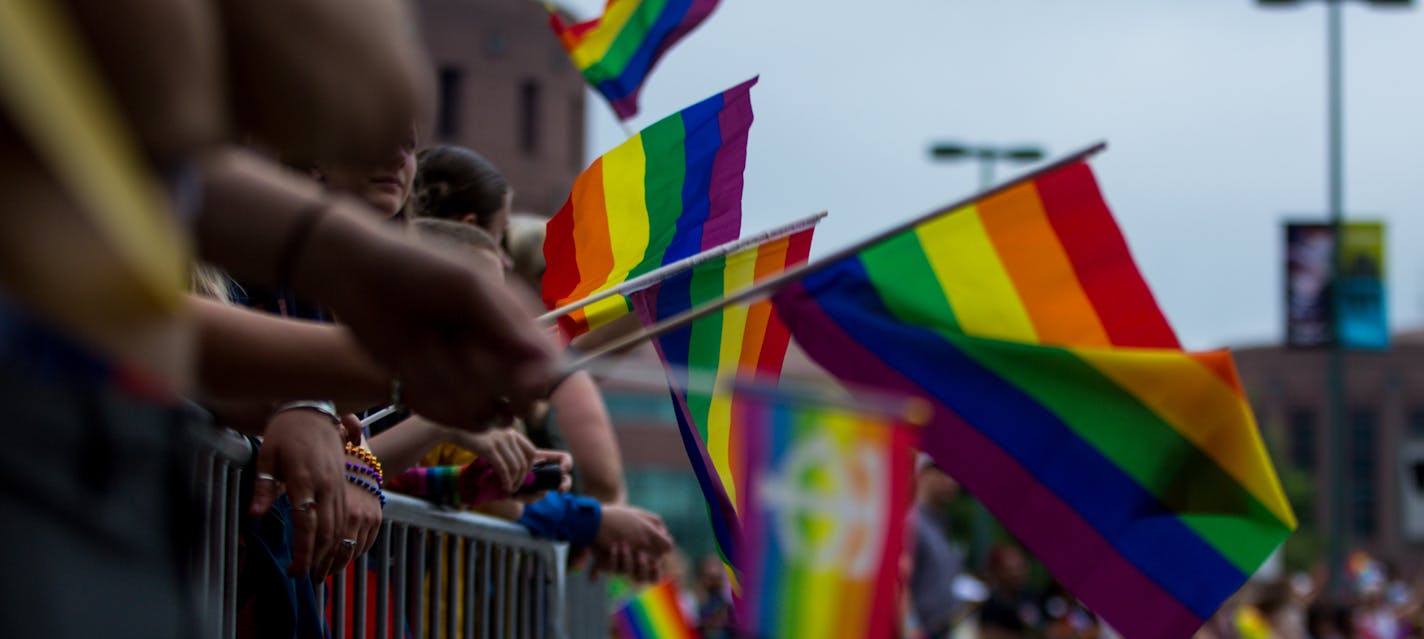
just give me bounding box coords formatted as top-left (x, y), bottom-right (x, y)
top-left (340, 538), bottom-right (357, 550)
top-left (293, 498), bottom-right (317, 513)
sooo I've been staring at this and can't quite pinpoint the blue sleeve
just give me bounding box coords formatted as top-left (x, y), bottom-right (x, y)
top-left (516, 492), bottom-right (603, 546)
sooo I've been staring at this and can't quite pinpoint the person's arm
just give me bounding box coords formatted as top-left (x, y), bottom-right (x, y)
top-left (190, 295), bottom-right (387, 404)
top-left (193, 148), bottom-right (555, 429)
top-left (550, 371), bottom-right (626, 503)
top-left (367, 414), bottom-right (451, 476)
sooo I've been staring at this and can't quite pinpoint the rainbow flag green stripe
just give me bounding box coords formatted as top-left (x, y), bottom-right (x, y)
top-left (612, 581), bottom-right (696, 639)
top-left (549, 0), bottom-right (721, 120)
top-left (542, 78), bottom-right (754, 338)
top-left (771, 160), bottom-right (1295, 639)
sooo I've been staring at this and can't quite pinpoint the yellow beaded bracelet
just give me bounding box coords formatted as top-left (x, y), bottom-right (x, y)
top-left (344, 442), bottom-right (383, 478)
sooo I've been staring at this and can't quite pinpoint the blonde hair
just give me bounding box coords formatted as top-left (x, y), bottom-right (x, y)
top-left (504, 213), bottom-right (547, 289)
top-left (190, 263), bottom-right (234, 303)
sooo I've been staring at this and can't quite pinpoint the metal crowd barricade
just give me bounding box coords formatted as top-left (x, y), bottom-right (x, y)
top-left (188, 426), bottom-right (610, 639)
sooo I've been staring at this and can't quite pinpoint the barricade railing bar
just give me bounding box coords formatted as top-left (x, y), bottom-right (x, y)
top-left (186, 425), bottom-right (609, 639)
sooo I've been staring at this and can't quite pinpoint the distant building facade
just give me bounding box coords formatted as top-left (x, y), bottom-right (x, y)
top-left (1235, 332), bottom-right (1424, 572)
top-left (414, 0), bottom-right (585, 216)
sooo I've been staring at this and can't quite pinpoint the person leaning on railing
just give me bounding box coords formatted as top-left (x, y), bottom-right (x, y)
top-left (411, 146), bottom-right (628, 505)
top-left (0, 2), bottom-right (554, 638)
top-left (371, 219), bottom-right (673, 584)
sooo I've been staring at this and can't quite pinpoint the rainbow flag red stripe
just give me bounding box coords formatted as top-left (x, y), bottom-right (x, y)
top-left (612, 581), bottom-right (696, 639)
top-left (630, 226), bottom-right (816, 565)
top-left (771, 160), bottom-right (1294, 639)
top-left (543, 78), bottom-right (754, 338)
top-left (731, 384), bottom-right (920, 639)
top-left (549, 0), bottom-right (721, 120)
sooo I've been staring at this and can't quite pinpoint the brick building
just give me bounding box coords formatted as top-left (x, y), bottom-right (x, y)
top-left (1235, 332), bottom-right (1424, 571)
top-left (413, 0), bottom-right (586, 216)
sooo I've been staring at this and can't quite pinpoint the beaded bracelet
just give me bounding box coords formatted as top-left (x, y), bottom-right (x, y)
top-left (344, 442), bottom-right (383, 478)
top-left (345, 461), bottom-right (383, 487)
top-left (346, 473), bottom-right (386, 508)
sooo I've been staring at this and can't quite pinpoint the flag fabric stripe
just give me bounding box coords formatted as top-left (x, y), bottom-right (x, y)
top-left (612, 581), bottom-right (696, 639)
top-left (550, 0), bottom-right (721, 120)
top-left (774, 280), bottom-right (1207, 639)
top-left (1036, 163), bottom-right (1178, 348)
top-left (631, 115), bottom-right (690, 276)
top-left (733, 385), bottom-right (918, 639)
top-left (915, 206), bottom-right (1039, 342)
top-left (798, 259), bottom-right (1248, 617)
top-left (703, 90), bottom-right (753, 250)
top-left (976, 182), bottom-right (1112, 347)
top-left (1075, 349), bottom-right (1295, 527)
top-left (767, 159), bottom-right (1293, 639)
top-left (599, 135), bottom-right (652, 291)
top-left (629, 225), bottom-right (817, 566)
top-left (953, 337), bottom-right (1289, 574)
top-left (543, 79), bottom-right (754, 338)
top-left (584, 0), bottom-right (678, 83)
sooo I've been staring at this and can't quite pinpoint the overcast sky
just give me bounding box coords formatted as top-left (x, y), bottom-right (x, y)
top-left (563, 0), bottom-right (1424, 351)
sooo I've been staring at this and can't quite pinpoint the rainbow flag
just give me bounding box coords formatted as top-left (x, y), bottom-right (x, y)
top-left (771, 159), bottom-right (1296, 639)
top-left (612, 580), bottom-right (697, 639)
top-left (629, 225), bottom-right (816, 564)
top-left (549, 0), bottom-right (722, 120)
top-left (543, 78), bottom-right (755, 339)
top-left (730, 383), bottom-right (921, 639)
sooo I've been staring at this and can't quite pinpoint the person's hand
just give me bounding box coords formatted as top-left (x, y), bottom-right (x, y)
top-left (450, 428), bottom-right (536, 494)
top-left (591, 544), bottom-right (663, 584)
top-left (330, 479), bottom-right (382, 576)
top-left (532, 449), bottom-right (574, 494)
top-left (249, 409), bottom-right (348, 577)
top-left (592, 505), bottom-right (673, 582)
top-left (300, 213), bottom-right (556, 428)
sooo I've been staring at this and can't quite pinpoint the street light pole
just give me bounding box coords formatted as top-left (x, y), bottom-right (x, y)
top-left (1259, 0), bottom-right (1411, 596)
top-left (1325, 0), bottom-right (1348, 599)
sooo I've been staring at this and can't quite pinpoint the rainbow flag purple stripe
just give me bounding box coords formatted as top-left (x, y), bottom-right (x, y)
top-left (770, 160), bottom-right (1294, 639)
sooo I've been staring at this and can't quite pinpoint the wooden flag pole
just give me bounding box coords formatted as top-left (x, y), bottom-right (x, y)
top-left (559, 141), bottom-right (1108, 375)
top-left (539, 211), bottom-right (828, 325)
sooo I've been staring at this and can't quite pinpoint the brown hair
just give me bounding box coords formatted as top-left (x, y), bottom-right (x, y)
top-left (410, 145), bottom-right (510, 231)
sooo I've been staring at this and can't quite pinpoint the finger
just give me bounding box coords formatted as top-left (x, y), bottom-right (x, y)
top-left (249, 447), bottom-right (280, 518)
top-left (311, 485), bottom-right (338, 578)
top-left (511, 440), bottom-right (534, 493)
top-left (288, 494), bottom-right (318, 576)
top-left (340, 413), bottom-right (364, 445)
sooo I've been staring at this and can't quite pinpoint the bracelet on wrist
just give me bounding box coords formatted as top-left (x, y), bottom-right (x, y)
top-left (274, 400), bottom-right (342, 432)
top-left (345, 473), bottom-right (386, 508)
top-left (344, 442), bottom-right (383, 478)
top-left (345, 461), bottom-right (383, 487)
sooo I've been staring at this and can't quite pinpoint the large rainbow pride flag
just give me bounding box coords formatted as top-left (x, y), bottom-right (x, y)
top-left (629, 225), bottom-right (816, 564)
top-left (731, 383), bottom-right (920, 639)
top-left (548, 0), bottom-right (722, 120)
top-left (771, 158), bottom-right (1295, 639)
top-left (612, 580), bottom-right (697, 639)
top-left (543, 78), bottom-right (754, 339)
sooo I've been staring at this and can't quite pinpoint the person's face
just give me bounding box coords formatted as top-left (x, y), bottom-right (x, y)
top-left (320, 133), bottom-right (416, 218)
top-left (698, 557), bottom-right (726, 592)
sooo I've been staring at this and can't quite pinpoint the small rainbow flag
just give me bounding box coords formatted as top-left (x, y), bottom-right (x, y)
top-left (548, 0), bottom-right (722, 120)
top-left (771, 156), bottom-right (1295, 639)
top-left (629, 225), bottom-right (816, 564)
top-left (543, 78), bottom-right (755, 339)
top-left (612, 580), bottom-right (697, 639)
top-left (730, 383), bottom-right (921, 639)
